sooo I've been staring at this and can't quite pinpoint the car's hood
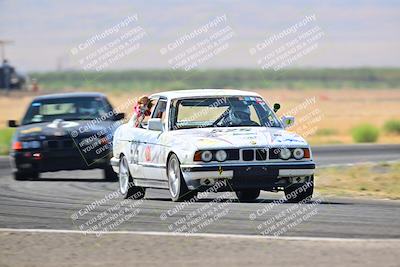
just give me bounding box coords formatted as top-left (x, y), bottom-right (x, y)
top-left (16, 119), bottom-right (116, 140)
top-left (169, 127), bottom-right (308, 149)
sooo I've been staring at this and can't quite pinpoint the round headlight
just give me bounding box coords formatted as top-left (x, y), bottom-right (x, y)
top-left (201, 150), bottom-right (213, 162)
top-left (293, 148), bottom-right (304, 160)
top-left (215, 150), bottom-right (227, 162)
top-left (279, 148), bottom-right (291, 160)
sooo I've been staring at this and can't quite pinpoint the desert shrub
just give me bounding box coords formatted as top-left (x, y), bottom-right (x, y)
top-left (351, 124), bottom-right (379, 143)
top-left (383, 119), bottom-right (400, 134)
top-left (315, 128), bottom-right (338, 136)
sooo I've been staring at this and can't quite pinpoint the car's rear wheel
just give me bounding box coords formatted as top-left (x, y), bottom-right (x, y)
top-left (13, 170), bottom-right (39, 181)
top-left (119, 156), bottom-right (145, 199)
top-left (167, 154), bottom-right (196, 202)
top-left (235, 189), bottom-right (260, 202)
top-left (284, 176), bottom-right (314, 203)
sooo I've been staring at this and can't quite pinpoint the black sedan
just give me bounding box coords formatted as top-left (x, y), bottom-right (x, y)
top-left (8, 92), bottom-right (125, 180)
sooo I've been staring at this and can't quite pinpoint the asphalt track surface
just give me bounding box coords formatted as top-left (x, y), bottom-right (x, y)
top-left (0, 144), bottom-right (399, 238)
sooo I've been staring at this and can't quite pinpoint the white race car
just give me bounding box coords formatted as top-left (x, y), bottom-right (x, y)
top-left (111, 89), bottom-right (315, 202)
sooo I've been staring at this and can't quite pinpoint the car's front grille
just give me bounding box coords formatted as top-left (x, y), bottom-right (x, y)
top-left (63, 140), bottom-right (74, 148)
top-left (241, 148), bottom-right (268, 161)
top-left (269, 148), bottom-right (280, 159)
top-left (47, 140), bottom-right (59, 149)
top-left (242, 149), bottom-right (254, 161)
top-left (45, 139), bottom-right (76, 150)
top-left (256, 149), bottom-right (267, 160)
top-left (225, 149), bottom-right (240, 161)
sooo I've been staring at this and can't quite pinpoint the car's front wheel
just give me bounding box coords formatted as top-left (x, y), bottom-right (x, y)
top-left (13, 170), bottom-right (39, 181)
top-left (235, 189), bottom-right (260, 202)
top-left (167, 154), bottom-right (196, 202)
top-left (103, 165), bottom-right (118, 181)
top-left (118, 156), bottom-right (145, 199)
top-left (284, 176), bottom-right (314, 203)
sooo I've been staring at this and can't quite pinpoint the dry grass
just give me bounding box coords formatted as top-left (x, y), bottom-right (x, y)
top-left (315, 162), bottom-right (400, 200)
top-left (1, 89), bottom-right (400, 145)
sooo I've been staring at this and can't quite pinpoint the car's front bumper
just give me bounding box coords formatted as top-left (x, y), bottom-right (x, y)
top-left (180, 162), bottom-right (315, 190)
top-left (10, 149), bottom-right (111, 172)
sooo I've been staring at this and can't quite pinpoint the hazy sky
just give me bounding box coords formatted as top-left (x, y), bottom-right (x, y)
top-left (0, 0), bottom-right (399, 72)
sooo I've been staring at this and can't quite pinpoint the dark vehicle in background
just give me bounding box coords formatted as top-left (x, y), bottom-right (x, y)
top-left (8, 92), bottom-right (125, 180)
top-left (0, 60), bottom-right (27, 90)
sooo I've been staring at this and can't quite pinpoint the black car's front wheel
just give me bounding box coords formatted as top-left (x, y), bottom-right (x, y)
top-left (13, 170), bottom-right (39, 181)
top-left (103, 165), bottom-right (118, 181)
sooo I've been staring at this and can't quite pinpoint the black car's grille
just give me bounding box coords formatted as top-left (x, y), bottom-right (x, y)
top-left (63, 140), bottom-right (74, 148)
top-left (47, 140), bottom-right (59, 149)
top-left (45, 139), bottom-right (76, 150)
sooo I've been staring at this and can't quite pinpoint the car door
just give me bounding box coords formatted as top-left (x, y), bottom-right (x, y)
top-left (119, 98), bottom-right (158, 179)
top-left (136, 97), bottom-right (168, 181)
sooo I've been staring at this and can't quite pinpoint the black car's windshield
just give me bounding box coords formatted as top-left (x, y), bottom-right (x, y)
top-left (22, 97), bottom-right (112, 125)
top-left (171, 96), bottom-right (282, 130)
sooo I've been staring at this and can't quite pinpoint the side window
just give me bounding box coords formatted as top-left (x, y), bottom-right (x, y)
top-left (169, 100), bottom-right (178, 130)
top-left (140, 99), bottom-right (157, 126)
top-left (151, 99), bottom-right (167, 122)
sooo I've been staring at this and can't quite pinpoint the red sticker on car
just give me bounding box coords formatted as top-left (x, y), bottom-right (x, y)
top-left (145, 146), bottom-right (151, 161)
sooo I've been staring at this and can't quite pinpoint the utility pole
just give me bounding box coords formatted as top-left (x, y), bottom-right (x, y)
top-left (0, 40), bottom-right (14, 61)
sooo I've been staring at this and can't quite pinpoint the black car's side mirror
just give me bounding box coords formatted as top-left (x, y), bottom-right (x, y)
top-left (8, 120), bottom-right (18, 128)
top-left (114, 113), bottom-right (125, 120)
top-left (273, 103), bottom-right (281, 113)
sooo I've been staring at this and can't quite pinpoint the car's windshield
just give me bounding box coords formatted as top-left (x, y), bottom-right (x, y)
top-left (22, 97), bottom-right (113, 125)
top-left (171, 96), bottom-right (282, 129)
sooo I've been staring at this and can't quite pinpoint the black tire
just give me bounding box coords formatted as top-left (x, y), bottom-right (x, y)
top-left (284, 177), bottom-right (314, 203)
top-left (118, 156), bottom-right (145, 200)
top-left (14, 170), bottom-right (39, 181)
top-left (235, 189), bottom-right (260, 202)
top-left (103, 165), bottom-right (118, 181)
top-left (167, 154), bottom-right (196, 202)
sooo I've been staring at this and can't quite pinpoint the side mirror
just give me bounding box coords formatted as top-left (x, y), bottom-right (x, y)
top-left (273, 103), bottom-right (280, 113)
top-left (281, 116), bottom-right (295, 128)
top-left (8, 120), bottom-right (18, 128)
top-left (114, 113), bottom-right (125, 120)
top-left (148, 118), bottom-right (163, 131)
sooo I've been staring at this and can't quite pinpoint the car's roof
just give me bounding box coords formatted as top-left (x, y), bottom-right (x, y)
top-left (33, 92), bottom-right (106, 101)
top-left (150, 89), bottom-right (261, 99)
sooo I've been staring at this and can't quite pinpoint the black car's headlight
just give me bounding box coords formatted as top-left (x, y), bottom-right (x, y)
top-left (13, 140), bottom-right (41, 151)
top-left (21, 141), bottom-right (41, 149)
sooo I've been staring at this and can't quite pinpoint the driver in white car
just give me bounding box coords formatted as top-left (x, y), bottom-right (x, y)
top-left (226, 102), bottom-right (259, 126)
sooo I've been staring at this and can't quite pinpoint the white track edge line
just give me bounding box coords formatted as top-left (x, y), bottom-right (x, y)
top-left (0, 228), bottom-right (398, 242)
